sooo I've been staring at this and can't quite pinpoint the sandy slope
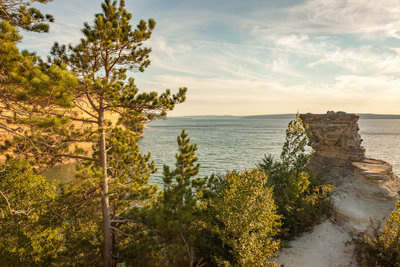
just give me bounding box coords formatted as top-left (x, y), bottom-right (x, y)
top-left (277, 220), bottom-right (356, 267)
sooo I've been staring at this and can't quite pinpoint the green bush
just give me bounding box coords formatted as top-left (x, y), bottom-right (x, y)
top-left (0, 159), bottom-right (62, 266)
top-left (201, 170), bottom-right (281, 266)
top-left (353, 201), bottom-right (400, 267)
top-left (259, 114), bottom-right (334, 238)
top-left (126, 132), bottom-right (282, 267)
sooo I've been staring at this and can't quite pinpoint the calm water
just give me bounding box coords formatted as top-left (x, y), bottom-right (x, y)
top-left (139, 116), bottom-right (400, 185)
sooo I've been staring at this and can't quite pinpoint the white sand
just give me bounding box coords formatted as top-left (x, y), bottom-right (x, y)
top-left (276, 220), bottom-right (356, 267)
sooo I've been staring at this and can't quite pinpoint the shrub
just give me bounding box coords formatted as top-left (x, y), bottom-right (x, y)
top-left (202, 170), bottom-right (281, 266)
top-left (353, 201), bottom-right (400, 267)
top-left (259, 114), bottom-right (334, 238)
top-left (0, 159), bottom-right (62, 266)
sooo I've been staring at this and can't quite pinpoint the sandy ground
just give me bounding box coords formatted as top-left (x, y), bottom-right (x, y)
top-left (276, 220), bottom-right (356, 267)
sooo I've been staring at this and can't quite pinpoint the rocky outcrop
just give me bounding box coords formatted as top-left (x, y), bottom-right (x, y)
top-left (278, 111), bottom-right (400, 266)
top-left (300, 111), bottom-right (365, 169)
top-left (300, 111), bottom-right (400, 233)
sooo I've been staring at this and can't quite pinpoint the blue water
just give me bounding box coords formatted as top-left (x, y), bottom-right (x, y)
top-left (138, 116), bottom-right (400, 185)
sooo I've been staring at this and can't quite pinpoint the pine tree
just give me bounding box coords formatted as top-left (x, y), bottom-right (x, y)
top-left (49, 127), bottom-right (159, 265)
top-left (161, 130), bottom-right (205, 266)
top-left (0, 13), bottom-right (77, 168)
top-left (0, 0), bottom-right (186, 265)
top-left (137, 130), bottom-right (206, 266)
top-left (0, 0), bottom-right (54, 32)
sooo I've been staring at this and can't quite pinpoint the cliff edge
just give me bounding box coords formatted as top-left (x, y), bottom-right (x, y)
top-left (278, 111), bottom-right (400, 266)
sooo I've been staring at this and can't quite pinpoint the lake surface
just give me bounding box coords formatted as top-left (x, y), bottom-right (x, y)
top-left (139, 116), bottom-right (400, 185)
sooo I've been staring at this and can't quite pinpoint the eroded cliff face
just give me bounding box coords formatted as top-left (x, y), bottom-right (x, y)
top-left (300, 111), bottom-right (365, 169)
top-left (278, 111), bottom-right (400, 266)
top-left (300, 111), bottom-right (400, 232)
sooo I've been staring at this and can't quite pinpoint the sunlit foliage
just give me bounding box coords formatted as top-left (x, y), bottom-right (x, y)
top-left (353, 201), bottom-right (400, 266)
top-left (259, 114), bottom-right (334, 238)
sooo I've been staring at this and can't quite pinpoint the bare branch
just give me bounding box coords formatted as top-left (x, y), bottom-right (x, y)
top-left (0, 190), bottom-right (32, 216)
top-left (74, 98), bottom-right (99, 119)
top-left (47, 112), bottom-right (98, 124)
top-left (110, 226), bottom-right (134, 239)
top-left (51, 153), bottom-right (99, 162)
top-left (85, 90), bottom-right (99, 112)
top-left (110, 218), bottom-right (135, 224)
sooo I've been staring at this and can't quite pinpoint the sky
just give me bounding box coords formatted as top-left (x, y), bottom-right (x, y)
top-left (19, 0), bottom-right (400, 116)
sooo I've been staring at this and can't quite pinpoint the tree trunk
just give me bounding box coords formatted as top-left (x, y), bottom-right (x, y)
top-left (99, 109), bottom-right (112, 267)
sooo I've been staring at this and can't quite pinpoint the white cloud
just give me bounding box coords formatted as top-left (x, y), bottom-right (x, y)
top-left (148, 36), bottom-right (192, 59)
top-left (249, 0), bottom-right (400, 38)
top-left (17, 0), bottom-right (400, 115)
top-left (276, 34), bottom-right (309, 49)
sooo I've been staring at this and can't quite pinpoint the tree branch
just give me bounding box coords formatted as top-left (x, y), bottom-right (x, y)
top-left (0, 190), bottom-right (32, 216)
top-left (110, 218), bottom-right (135, 224)
top-left (52, 153), bottom-right (99, 162)
top-left (47, 112), bottom-right (98, 124)
top-left (110, 226), bottom-right (134, 239)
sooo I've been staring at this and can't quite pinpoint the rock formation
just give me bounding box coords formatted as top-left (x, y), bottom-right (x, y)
top-left (300, 111), bottom-right (365, 169)
top-left (300, 111), bottom-right (400, 233)
top-left (278, 111), bottom-right (400, 266)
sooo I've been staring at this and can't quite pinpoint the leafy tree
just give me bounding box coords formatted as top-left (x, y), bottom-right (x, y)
top-left (0, 2), bottom-right (77, 265)
top-left (203, 170), bottom-right (281, 266)
top-left (0, 159), bottom-right (62, 266)
top-left (353, 201), bottom-right (400, 266)
top-left (1, 0), bottom-right (186, 265)
top-left (259, 114), bottom-right (333, 238)
top-left (49, 163), bottom-right (103, 266)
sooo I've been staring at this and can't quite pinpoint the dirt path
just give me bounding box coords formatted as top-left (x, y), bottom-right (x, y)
top-left (277, 220), bottom-right (356, 267)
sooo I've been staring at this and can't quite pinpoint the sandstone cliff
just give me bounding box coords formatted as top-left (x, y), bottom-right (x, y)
top-left (278, 111), bottom-right (400, 266)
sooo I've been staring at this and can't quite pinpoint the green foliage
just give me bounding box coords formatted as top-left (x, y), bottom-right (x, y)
top-left (1, 0), bottom-right (186, 164)
top-left (51, 168), bottom-right (103, 266)
top-left (0, 19), bottom-right (77, 107)
top-left (106, 127), bottom-right (159, 261)
top-left (124, 132), bottom-right (280, 267)
top-left (107, 127), bottom-right (158, 210)
top-left (50, 127), bottom-right (158, 265)
top-left (158, 130), bottom-right (206, 266)
top-left (0, 159), bottom-right (62, 266)
top-left (50, 0), bottom-right (187, 135)
top-left (0, 19), bottom-right (78, 167)
top-left (0, 1), bottom-right (337, 265)
top-left (202, 170), bottom-right (281, 266)
top-left (124, 130), bottom-right (206, 266)
top-left (0, 0), bottom-right (54, 32)
top-left (353, 201), bottom-right (400, 267)
top-left (259, 114), bottom-right (333, 238)
top-left (1, 1), bottom-right (187, 264)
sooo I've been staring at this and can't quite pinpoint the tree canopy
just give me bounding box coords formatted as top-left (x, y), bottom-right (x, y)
top-left (0, 0), bottom-right (341, 266)
top-left (0, 0), bottom-right (186, 266)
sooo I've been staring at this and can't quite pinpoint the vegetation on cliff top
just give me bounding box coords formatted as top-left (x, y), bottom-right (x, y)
top-left (0, 0), bottom-right (335, 266)
top-left (353, 201), bottom-right (400, 267)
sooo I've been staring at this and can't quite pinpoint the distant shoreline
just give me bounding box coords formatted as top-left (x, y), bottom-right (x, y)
top-left (167, 113), bottom-right (400, 120)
